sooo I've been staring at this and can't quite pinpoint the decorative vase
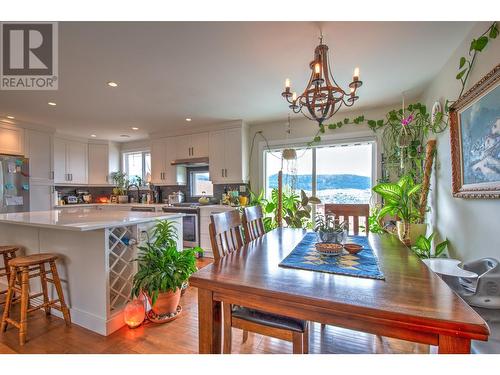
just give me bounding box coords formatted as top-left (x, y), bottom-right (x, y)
top-left (150, 289), bottom-right (181, 316)
top-left (317, 229), bottom-right (347, 245)
top-left (396, 222), bottom-right (427, 246)
top-left (123, 299), bottom-right (146, 329)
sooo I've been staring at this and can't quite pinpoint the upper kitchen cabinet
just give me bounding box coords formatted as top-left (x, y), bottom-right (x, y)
top-left (151, 137), bottom-right (186, 185)
top-left (88, 142), bottom-right (120, 185)
top-left (209, 126), bottom-right (248, 184)
top-left (176, 132), bottom-right (209, 159)
top-left (24, 129), bottom-right (53, 182)
top-left (53, 137), bottom-right (88, 185)
top-left (0, 123), bottom-right (24, 156)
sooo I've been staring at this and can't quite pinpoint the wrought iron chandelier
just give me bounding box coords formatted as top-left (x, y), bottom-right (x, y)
top-left (281, 35), bottom-right (362, 126)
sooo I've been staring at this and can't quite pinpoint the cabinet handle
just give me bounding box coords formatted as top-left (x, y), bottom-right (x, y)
top-left (221, 168), bottom-right (224, 177)
top-left (50, 171), bottom-right (54, 180)
top-left (70, 173), bottom-right (73, 181)
top-left (225, 168), bottom-right (228, 177)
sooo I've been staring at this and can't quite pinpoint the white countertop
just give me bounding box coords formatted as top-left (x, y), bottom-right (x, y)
top-left (55, 203), bottom-right (237, 209)
top-left (0, 210), bottom-right (184, 231)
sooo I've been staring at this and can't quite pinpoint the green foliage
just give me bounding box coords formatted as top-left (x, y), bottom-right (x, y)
top-left (363, 205), bottom-right (385, 234)
top-left (411, 232), bottom-right (449, 259)
top-left (314, 213), bottom-right (346, 233)
top-left (372, 174), bottom-right (422, 224)
top-left (456, 22), bottom-right (497, 99)
top-left (131, 220), bottom-right (201, 305)
top-left (110, 171), bottom-right (128, 195)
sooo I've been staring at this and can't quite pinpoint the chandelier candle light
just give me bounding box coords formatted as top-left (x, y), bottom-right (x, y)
top-left (282, 35), bottom-right (362, 126)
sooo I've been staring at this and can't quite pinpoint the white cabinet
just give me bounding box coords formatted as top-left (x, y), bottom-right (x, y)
top-left (209, 127), bottom-right (248, 184)
top-left (25, 129), bottom-right (54, 211)
top-left (29, 184), bottom-right (53, 211)
top-left (175, 133), bottom-right (208, 159)
top-left (25, 129), bottom-right (53, 182)
top-left (88, 142), bottom-right (120, 185)
top-left (0, 123), bottom-right (24, 155)
top-left (53, 137), bottom-right (88, 184)
top-left (151, 138), bottom-right (186, 185)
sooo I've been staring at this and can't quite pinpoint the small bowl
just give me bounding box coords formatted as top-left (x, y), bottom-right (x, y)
top-left (343, 243), bottom-right (363, 254)
top-left (315, 243), bottom-right (344, 256)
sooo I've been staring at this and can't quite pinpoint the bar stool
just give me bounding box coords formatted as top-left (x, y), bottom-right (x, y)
top-left (1, 253), bottom-right (71, 345)
top-left (0, 245), bottom-right (20, 306)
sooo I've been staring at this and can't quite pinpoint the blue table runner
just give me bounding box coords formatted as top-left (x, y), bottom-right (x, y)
top-left (279, 232), bottom-right (385, 280)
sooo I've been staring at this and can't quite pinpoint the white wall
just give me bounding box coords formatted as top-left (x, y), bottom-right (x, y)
top-left (421, 21), bottom-right (500, 261)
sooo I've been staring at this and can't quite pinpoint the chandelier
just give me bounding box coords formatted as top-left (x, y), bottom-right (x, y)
top-left (281, 35), bottom-right (362, 126)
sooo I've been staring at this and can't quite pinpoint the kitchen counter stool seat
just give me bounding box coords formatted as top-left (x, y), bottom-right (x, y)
top-left (0, 246), bottom-right (21, 306)
top-left (0, 253), bottom-right (71, 345)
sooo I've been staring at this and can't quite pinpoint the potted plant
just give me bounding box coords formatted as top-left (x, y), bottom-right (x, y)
top-left (411, 232), bottom-right (449, 259)
top-left (110, 171), bottom-right (129, 203)
top-left (372, 174), bottom-right (426, 245)
top-left (131, 220), bottom-right (201, 318)
top-left (314, 213), bottom-right (347, 244)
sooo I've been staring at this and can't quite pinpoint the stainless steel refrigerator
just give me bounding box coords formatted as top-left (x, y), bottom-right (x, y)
top-left (0, 155), bottom-right (30, 213)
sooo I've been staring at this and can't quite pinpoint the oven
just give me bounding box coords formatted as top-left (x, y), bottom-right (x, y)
top-left (162, 206), bottom-right (200, 248)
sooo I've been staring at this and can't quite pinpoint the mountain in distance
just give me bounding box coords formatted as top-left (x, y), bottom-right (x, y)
top-left (268, 173), bottom-right (371, 190)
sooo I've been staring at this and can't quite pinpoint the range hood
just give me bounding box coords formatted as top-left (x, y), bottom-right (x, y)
top-left (170, 157), bottom-right (209, 167)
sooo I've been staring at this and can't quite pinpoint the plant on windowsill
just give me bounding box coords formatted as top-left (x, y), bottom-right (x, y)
top-left (131, 220), bottom-right (202, 319)
top-left (372, 175), bottom-right (426, 246)
top-left (110, 171), bottom-right (130, 203)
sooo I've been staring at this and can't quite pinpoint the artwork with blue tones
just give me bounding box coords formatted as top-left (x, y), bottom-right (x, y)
top-left (460, 84), bottom-right (500, 185)
top-left (279, 232), bottom-right (385, 280)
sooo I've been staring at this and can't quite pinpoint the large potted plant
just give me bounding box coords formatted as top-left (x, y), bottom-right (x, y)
top-left (131, 220), bottom-right (200, 318)
top-left (372, 175), bottom-right (426, 245)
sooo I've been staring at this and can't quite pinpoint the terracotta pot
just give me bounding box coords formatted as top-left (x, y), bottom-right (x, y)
top-left (150, 289), bottom-right (181, 315)
top-left (396, 222), bottom-right (427, 246)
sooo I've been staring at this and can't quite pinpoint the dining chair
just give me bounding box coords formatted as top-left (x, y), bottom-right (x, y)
top-left (324, 203), bottom-right (370, 236)
top-left (209, 210), bottom-right (309, 354)
top-left (241, 205), bottom-right (265, 244)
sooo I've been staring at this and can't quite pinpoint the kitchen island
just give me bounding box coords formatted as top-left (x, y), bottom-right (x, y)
top-left (0, 209), bottom-right (184, 335)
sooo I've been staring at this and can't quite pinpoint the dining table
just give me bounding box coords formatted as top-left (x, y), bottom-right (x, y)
top-left (189, 228), bottom-right (490, 354)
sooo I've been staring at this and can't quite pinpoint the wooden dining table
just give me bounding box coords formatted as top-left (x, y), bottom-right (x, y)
top-left (190, 228), bottom-right (489, 354)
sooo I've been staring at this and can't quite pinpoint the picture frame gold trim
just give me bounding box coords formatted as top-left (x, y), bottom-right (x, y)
top-left (449, 63), bottom-right (500, 199)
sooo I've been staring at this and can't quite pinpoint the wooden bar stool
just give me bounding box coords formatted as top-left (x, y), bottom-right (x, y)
top-left (1, 253), bottom-right (71, 345)
top-left (0, 246), bottom-right (20, 306)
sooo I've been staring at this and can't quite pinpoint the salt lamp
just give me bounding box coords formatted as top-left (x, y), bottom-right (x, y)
top-left (123, 299), bottom-right (145, 329)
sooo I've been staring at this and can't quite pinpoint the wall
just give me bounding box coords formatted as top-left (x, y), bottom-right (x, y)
top-left (421, 21), bottom-right (500, 261)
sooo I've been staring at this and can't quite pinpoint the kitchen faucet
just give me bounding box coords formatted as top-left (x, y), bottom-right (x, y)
top-left (127, 184), bottom-right (141, 203)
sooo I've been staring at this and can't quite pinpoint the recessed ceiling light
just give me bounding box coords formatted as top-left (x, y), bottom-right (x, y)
top-left (131, 127), bottom-right (139, 130)
top-left (107, 81), bottom-right (118, 87)
top-left (6, 115), bottom-right (15, 119)
top-left (185, 118), bottom-right (192, 122)
top-left (120, 134), bottom-right (131, 138)
top-left (90, 134), bottom-right (97, 138)
top-left (48, 101), bottom-right (57, 106)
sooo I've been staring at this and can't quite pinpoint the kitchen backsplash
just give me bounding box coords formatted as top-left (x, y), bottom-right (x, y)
top-left (56, 183), bottom-right (249, 204)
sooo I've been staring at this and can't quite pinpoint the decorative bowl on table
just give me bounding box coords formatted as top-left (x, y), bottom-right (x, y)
top-left (315, 242), bottom-right (344, 256)
top-left (343, 243), bottom-right (363, 254)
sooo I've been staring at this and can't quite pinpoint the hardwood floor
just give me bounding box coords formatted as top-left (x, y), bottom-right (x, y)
top-left (0, 258), bottom-right (429, 354)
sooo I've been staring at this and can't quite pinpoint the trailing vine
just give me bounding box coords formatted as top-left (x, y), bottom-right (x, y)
top-left (309, 22), bottom-right (498, 183)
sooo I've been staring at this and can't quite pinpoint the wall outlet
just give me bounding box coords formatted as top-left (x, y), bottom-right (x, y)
top-left (239, 185), bottom-right (246, 193)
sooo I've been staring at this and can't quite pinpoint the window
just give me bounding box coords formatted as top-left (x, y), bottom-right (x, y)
top-left (264, 141), bottom-right (374, 204)
top-left (123, 151), bottom-right (151, 185)
top-left (190, 171), bottom-right (213, 197)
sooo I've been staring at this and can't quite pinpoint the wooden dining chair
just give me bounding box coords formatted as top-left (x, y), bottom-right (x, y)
top-left (242, 205), bottom-right (265, 244)
top-left (209, 210), bottom-right (309, 354)
top-left (324, 203), bottom-right (370, 236)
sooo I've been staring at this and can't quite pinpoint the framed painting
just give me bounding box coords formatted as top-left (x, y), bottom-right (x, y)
top-left (450, 64), bottom-right (500, 198)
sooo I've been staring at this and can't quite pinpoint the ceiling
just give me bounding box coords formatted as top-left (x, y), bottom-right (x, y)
top-left (0, 21), bottom-right (474, 141)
